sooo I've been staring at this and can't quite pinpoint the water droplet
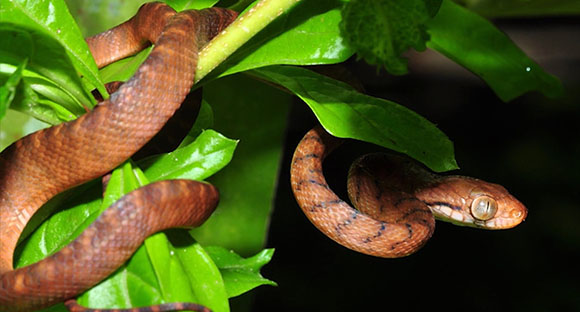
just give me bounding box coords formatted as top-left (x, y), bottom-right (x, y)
top-left (525, 66), bottom-right (531, 72)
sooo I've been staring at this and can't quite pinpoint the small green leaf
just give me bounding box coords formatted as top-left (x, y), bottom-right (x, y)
top-left (252, 65), bottom-right (457, 172)
top-left (98, 47), bottom-right (152, 84)
top-left (426, 0), bottom-right (564, 101)
top-left (164, 235), bottom-right (230, 312)
top-left (139, 129), bottom-right (238, 182)
top-left (340, 0), bottom-right (442, 75)
top-left (0, 26), bottom-right (90, 119)
top-left (205, 246), bottom-right (276, 298)
top-left (101, 161), bottom-right (142, 208)
top-left (0, 59), bottom-right (27, 119)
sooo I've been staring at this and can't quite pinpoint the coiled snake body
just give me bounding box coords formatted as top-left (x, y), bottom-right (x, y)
top-left (0, 2), bottom-right (527, 311)
top-left (291, 127), bottom-right (527, 258)
top-left (0, 3), bottom-right (236, 311)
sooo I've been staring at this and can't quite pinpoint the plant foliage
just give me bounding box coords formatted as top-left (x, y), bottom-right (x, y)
top-left (0, 0), bottom-right (564, 311)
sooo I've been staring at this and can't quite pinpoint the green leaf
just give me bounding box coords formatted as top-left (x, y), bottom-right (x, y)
top-left (0, 63), bottom-right (78, 124)
top-left (426, 0), bottom-right (563, 101)
top-left (0, 26), bottom-right (90, 120)
top-left (98, 47), bottom-right (150, 84)
top-left (0, 0), bottom-right (105, 100)
top-left (78, 245), bottom-right (164, 310)
top-left (340, 0), bottom-right (442, 75)
top-left (205, 246), bottom-right (276, 298)
top-left (191, 74), bottom-right (292, 254)
top-left (139, 129), bottom-right (238, 182)
top-left (163, 234), bottom-right (230, 312)
top-left (252, 65), bottom-right (457, 172)
top-left (0, 59), bottom-right (27, 119)
top-left (208, 0), bottom-right (354, 80)
top-left (15, 180), bottom-right (102, 269)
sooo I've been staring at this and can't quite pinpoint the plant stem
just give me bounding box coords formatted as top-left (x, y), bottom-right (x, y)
top-left (195, 0), bottom-right (302, 83)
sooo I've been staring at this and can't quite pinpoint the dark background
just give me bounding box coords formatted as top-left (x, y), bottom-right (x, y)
top-left (245, 17), bottom-right (580, 311)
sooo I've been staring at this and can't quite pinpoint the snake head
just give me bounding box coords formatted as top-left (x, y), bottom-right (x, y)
top-left (423, 176), bottom-right (528, 229)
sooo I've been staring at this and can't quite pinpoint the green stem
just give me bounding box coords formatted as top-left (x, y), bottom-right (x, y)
top-left (195, 0), bottom-right (302, 83)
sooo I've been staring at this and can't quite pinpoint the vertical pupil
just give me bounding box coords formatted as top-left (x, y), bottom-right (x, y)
top-left (481, 200), bottom-right (489, 213)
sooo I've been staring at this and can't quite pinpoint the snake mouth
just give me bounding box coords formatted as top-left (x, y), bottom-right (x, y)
top-left (428, 203), bottom-right (475, 226)
top-left (429, 202), bottom-right (526, 230)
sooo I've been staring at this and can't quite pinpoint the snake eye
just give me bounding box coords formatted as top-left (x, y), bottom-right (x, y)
top-left (470, 196), bottom-right (498, 221)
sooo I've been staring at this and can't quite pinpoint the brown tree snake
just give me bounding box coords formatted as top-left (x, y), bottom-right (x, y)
top-left (0, 2), bottom-right (527, 311)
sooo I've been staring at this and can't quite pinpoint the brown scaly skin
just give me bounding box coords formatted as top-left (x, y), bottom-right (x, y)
top-left (291, 126), bottom-right (527, 258)
top-left (0, 3), bottom-right (237, 311)
top-left (0, 0), bottom-right (527, 310)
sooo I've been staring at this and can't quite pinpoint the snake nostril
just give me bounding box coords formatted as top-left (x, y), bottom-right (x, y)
top-left (511, 209), bottom-right (524, 219)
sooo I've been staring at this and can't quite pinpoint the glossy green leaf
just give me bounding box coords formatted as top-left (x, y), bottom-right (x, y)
top-left (163, 234), bottom-right (230, 312)
top-left (208, 0), bottom-right (354, 80)
top-left (101, 161), bottom-right (142, 207)
top-left (78, 245), bottom-right (163, 309)
top-left (0, 59), bottom-right (27, 119)
top-left (0, 26), bottom-right (90, 120)
top-left (340, 0), bottom-right (442, 75)
top-left (15, 184), bottom-right (102, 279)
top-left (252, 65), bottom-right (457, 172)
top-left (0, 64), bottom-right (79, 124)
top-left (206, 246), bottom-right (276, 298)
top-left (191, 74), bottom-right (292, 254)
top-left (426, 0), bottom-right (563, 101)
top-left (98, 47), bottom-right (152, 84)
top-left (0, 0), bottom-right (105, 100)
top-left (139, 129), bottom-right (237, 182)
